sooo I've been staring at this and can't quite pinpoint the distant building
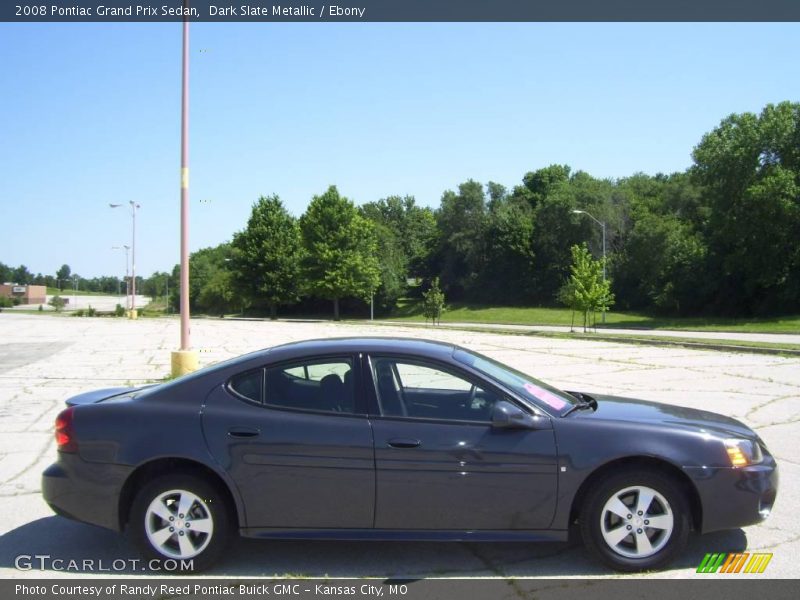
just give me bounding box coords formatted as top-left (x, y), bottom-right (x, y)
top-left (0, 283), bottom-right (47, 305)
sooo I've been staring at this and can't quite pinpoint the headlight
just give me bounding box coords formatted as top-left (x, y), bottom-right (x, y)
top-left (724, 438), bottom-right (764, 467)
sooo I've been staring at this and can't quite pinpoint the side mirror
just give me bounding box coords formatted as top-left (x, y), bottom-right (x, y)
top-left (491, 400), bottom-right (538, 429)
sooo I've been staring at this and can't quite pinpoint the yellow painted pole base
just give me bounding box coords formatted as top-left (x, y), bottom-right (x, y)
top-left (171, 350), bottom-right (199, 378)
top-left (127, 309), bottom-right (138, 320)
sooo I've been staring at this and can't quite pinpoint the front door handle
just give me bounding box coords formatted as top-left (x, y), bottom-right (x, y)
top-left (387, 438), bottom-right (421, 449)
top-left (228, 426), bottom-right (260, 438)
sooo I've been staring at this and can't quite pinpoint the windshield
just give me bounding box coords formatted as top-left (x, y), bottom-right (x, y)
top-left (453, 348), bottom-right (579, 414)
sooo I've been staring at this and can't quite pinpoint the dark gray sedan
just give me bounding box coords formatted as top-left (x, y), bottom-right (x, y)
top-left (42, 337), bottom-right (778, 572)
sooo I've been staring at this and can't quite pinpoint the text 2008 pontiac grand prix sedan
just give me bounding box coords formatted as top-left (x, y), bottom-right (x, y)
top-left (42, 338), bottom-right (778, 572)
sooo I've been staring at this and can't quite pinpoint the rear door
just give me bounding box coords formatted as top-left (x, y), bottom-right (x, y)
top-left (367, 355), bottom-right (558, 531)
top-left (202, 354), bottom-right (375, 529)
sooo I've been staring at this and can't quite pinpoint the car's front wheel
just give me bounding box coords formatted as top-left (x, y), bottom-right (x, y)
top-left (580, 470), bottom-right (690, 572)
top-left (129, 474), bottom-right (232, 572)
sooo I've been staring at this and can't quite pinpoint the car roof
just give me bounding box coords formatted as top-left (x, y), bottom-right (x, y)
top-left (266, 336), bottom-right (458, 362)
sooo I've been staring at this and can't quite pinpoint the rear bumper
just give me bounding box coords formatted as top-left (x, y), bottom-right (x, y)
top-left (42, 454), bottom-right (132, 532)
top-left (684, 457), bottom-right (778, 534)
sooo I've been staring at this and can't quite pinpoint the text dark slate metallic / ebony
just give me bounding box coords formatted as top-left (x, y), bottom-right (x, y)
top-left (41, 338), bottom-right (778, 572)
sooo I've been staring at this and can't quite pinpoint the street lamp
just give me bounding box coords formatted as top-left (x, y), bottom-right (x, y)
top-left (111, 245), bottom-right (131, 309)
top-left (110, 202), bottom-right (141, 318)
top-left (572, 209), bottom-right (608, 324)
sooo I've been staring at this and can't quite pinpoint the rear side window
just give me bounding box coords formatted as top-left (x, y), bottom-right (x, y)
top-left (266, 358), bottom-right (355, 414)
top-left (229, 369), bottom-right (264, 403)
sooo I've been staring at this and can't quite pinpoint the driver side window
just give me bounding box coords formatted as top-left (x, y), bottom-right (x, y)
top-left (371, 358), bottom-right (501, 422)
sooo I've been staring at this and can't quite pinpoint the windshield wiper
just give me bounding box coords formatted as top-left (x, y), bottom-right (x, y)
top-left (562, 391), bottom-right (598, 416)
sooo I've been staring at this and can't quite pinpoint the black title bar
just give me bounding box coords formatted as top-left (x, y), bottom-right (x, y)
top-left (4, 1), bottom-right (800, 23)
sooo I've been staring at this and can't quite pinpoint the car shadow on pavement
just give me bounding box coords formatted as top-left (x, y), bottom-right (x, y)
top-left (0, 516), bottom-right (747, 577)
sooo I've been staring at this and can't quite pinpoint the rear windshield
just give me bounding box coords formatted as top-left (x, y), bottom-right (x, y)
top-left (453, 348), bottom-right (578, 414)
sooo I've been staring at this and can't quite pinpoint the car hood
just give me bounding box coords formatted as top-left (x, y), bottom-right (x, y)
top-left (572, 393), bottom-right (756, 439)
top-left (65, 385), bottom-right (154, 406)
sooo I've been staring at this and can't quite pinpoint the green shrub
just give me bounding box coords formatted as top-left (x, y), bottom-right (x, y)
top-left (11, 297), bottom-right (21, 306)
top-left (74, 309), bottom-right (85, 317)
top-left (0, 297), bottom-right (12, 308)
top-left (38, 304), bottom-right (43, 312)
top-left (114, 304), bottom-right (125, 317)
top-left (48, 295), bottom-right (66, 312)
top-left (87, 305), bottom-right (96, 317)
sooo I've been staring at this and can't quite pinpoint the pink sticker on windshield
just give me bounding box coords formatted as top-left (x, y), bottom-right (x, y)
top-left (524, 382), bottom-right (567, 410)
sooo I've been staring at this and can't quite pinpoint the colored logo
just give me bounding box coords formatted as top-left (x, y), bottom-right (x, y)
top-left (697, 552), bottom-right (773, 574)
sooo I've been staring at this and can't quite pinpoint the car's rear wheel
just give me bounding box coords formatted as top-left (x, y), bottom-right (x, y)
top-left (580, 470), bottom-right (690, 572)
top-left (129, 474), bottom-right (232, 572)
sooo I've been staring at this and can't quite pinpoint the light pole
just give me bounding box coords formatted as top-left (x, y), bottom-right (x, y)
top-left (111, 245), bottom-right (131, 309)
top-left (165, 275), bottom-right (169, 314)
top-left (572, 209), bottom-right (607, 324)
top-left (171, 4), bottom-right (199, 377)
top-left (72, 275), bottom-right (78, 310)
top-left (110, 202), bottom-right (140, 318)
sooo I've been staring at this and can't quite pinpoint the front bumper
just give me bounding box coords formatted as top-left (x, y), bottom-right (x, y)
top-left (684, 455), bottom-right (778, 534)
top-left (42, 454), bottom-right (132, 532)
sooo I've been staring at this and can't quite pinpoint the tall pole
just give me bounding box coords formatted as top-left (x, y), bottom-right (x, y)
top-left (170, 4), bottom-right (198, 377)
top-left (180, 8), bottom-right (191, 350)
top-left (112, 245), bottom-right (130, 309)
top-left (601, 221), bottom-right (606, 323)
top-left (130, 201), bottom-right (137, 316)
top-left (125, 245), bottom-right (130, 309)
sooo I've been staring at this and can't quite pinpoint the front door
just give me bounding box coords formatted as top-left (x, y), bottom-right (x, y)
top-left (368, 356), bottom-right (558, 530)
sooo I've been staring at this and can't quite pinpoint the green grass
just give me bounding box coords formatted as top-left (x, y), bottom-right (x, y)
top-left (366, 321), bottom-right (800, 354)
top-left (387, 299), bottom-right (800, 334)
top-left (46, 287), bottom-right (120, 296)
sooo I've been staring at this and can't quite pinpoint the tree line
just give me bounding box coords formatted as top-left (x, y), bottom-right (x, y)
top-left (4, 102), bottom-right (798, 319)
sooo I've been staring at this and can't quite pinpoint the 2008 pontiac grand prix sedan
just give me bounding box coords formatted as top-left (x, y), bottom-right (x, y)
top-left (42, 338), bottom-right (778, 572)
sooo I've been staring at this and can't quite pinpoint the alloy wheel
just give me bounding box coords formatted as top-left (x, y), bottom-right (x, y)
top-left (144, 489), bottom-right (214, 559)
top-left (599, 485), bottom-right (674, 559)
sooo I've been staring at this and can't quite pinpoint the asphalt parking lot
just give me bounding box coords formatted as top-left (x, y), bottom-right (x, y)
top-left (0, 313), bottom-right (797, 579)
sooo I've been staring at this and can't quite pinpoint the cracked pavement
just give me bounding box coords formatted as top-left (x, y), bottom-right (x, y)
top-left (0, 313), bottom-right (797, 578)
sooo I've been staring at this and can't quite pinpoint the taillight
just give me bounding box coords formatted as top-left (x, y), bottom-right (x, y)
top-left (55, 407), bottom-right (78, 453)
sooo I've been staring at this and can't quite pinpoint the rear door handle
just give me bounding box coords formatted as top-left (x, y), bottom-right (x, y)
top-left (228, 427), bottom-right (260, 438)
top-left (387, 438), bottom-right (421, 449)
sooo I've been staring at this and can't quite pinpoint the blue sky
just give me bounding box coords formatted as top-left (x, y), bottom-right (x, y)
top-left (1, 22), bottom-right (798, 279)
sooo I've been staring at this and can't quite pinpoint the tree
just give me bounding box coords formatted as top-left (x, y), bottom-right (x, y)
top-left (11, 265), bottom-right (32, 285)
top-left (181, 243), bottom-right (233, 314)
top-left (692, 102), bottom-right (800, 315)
top-left (367, 220), bottom-right (407, 313)
top-left (198, 269), bottom-right (235, 317)
top-left (56, 264), bottom-right (71, 290)
top-left (480, 199), bottom-right (536, 303)
top-left (433, 180), bottom-right (488, 297)
top-left (300, 186), bottom-right (381, 320)
top-left (231, 195), bottom-right (303, 319)
top-left (48, 295), bottom-right (66, 312)
top-left (360, 195), bottom-right (436, 278)
top-left (559, 244), bottom-right (614, 332)
top-left (422, 277), bottom-right (446, 325)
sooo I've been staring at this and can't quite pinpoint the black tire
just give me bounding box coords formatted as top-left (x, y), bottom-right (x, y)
top-left (128, 473), bottom-right (233, 573)
top-left (580, 469), bottom-right (690, 572)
